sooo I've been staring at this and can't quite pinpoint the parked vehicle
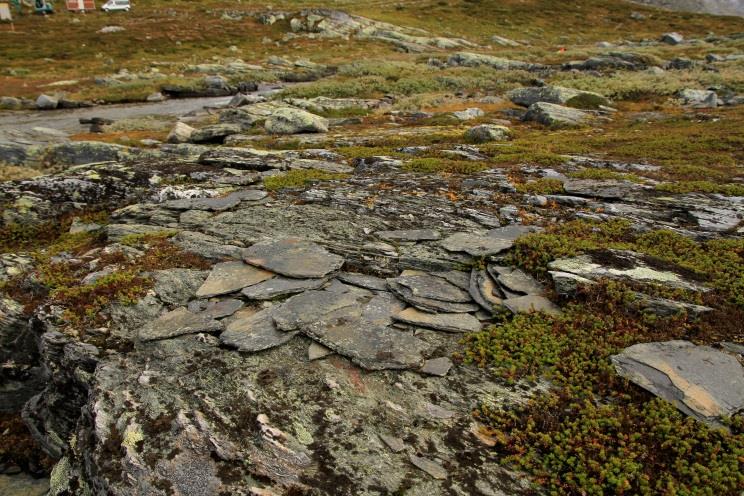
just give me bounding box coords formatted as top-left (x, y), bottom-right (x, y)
top-left (102, 0), bottom-right (129, 12)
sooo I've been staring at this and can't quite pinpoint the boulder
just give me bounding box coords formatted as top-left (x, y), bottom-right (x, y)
top-left (0, 96), bottom-right (23, 110)
top-left (508, 86), bottom-right (611, 109)
top-left (190, 123), bottom-right (243, 144)
top-left (264, 108), bottom-right (329, 134)
top-left (452, 108), bottom-right (484, 121)
top-left (678, 89), bottom-right (718, 108)
top-left (612, 341), bottom-right (744, 426)
top-left (35, 94), bottom-right (59, 110)
top-left (167, 122), bottom-right (196, 144)
top-left (661, 32), bottom-right (684, 45)
top-left (524, 102), bottom-right (592, 128)
top-left (464, 124), bottom-right (511, 143)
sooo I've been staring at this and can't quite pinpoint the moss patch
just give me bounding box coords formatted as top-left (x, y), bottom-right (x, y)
top-left (263, 169), bottom-right (349, 191)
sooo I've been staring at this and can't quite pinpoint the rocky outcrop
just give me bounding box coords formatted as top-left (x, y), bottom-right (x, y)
top-left (524, 102), bottom-right (593, 127)
top-left (264, 108), bottom-right (329, 134)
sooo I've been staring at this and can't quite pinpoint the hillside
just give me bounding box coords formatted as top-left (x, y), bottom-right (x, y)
top-left (633, 0), bottom-right (744, 16)
top-left (1, 1), bottom-right (743, 495)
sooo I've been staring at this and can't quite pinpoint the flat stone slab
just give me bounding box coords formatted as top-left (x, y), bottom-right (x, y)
top-left (469, 269), bottom-right (503, 313)
top-left (196, 298), bottom-right (244, 319)
top-left (139, 307), bottom-right (223, 342)
top-left (548, 250), bottom-right (707, 292)
top-left (441, 225), bottom-right (534, 257)
top-left (379, 434), bottom-right (406, 453)
top-left (490, 266), bottom-right (545, 295)
top-left (220, 307), bottom-right (298, 352)
top-left (376, 229), bottom-right (441, 242)
top-left (243, 238), bottom-right (344, 279)
top-left (274, 288), bottom-right (426, 370)
top-left (409, 455), bottom-right (447, 480)
top-left (308, 342), bottom-right (334, 360)
top-left (388, 280), bottom-right (479, 314)
top-left (392, 273), bottom-right (472, 303)
top-left (503, 295), bottom-right (561, 316)
top-left (336, 272), bottom-right (388, 291)
top-left (241, 276), bottom-right (328, 300)
top-left (421, 357), bottom-right (454, 376)
top-left (272, 289), bottom-right (366, 332)
top-left (196, 261), bottom-right (274, 298)
top-left (393, 307), bottom-right (481, 333)
top-left (612, 341), bottom-right (744, 425)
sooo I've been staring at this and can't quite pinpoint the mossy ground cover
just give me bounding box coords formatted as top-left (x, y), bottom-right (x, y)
top-left (263, 169), bottom-right (349, 191)
top-left (1, 230), bottom-right (210, 335)
top-left (462, 282), bottom-right (744, 496)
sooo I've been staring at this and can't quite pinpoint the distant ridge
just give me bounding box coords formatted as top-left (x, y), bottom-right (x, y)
top-left (630, 0), bottom-right (744, 17)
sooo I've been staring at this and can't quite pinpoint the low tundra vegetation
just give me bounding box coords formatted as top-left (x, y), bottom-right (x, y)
top-left (463, 281), bottom-right (744, 496)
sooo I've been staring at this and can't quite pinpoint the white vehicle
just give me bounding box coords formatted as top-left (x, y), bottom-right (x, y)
top-left (102, 0), bottom-right (130, 12)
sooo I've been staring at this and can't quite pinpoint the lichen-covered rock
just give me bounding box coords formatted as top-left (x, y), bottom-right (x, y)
top-left (523, 102), bottom-right (592, 127)
top-left (264, 108), bottom-right (329, 135)
top-left (508, 85), bottom-right (611, 108)
top-left (464, 124), bottom-right (511, 143)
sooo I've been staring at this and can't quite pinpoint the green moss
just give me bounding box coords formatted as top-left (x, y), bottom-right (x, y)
top-left (403, 158), bottom-right (491, 174)
top-left (263, 169), bottom-right (349, 191)
top-left (655, 180), bottom-right (744, 196)
top-left (463, 284), bottom-right (744, 496)
top-left (479, 143), bottom-right (568, 167)
top-left (565, 93), bottom-right (610, 110)
top-left (568, 168), bottom-right (644, 182)
top-left (514, 178), bottom-right (565, 194)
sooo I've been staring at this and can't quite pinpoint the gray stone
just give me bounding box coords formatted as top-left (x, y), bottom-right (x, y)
top-left (336, 272), bottom-right (388, 291)
top-left (376, 229), bottom-right (441, 242)
top-left (441, 225), bottom-right (533, 257)
top-left (199, 298), bottom-right (245, 319)
top-left (152, 269), bottom-right (206, 306)
top-left (420, 357), bottom-right (453, 376)
top-left (0, 474), bottom-right (50, 496)
top-left (243, 238), bottom-right (344, 279)
top-left (392, 273), bottom-right (472, 303)
top-left (388, 280), bottom-right (479, 314)
top-left (36, 94), bottom-right (59, 110)
top-left (432, 270), bottom-right (471, 291)
top-left (549, 270), bottom-right (596, 296)
top-left (612, 341), bottom-right (744, 425)
top-left (196, 261), bottom-right (274, 298)
top-left (241, 276), bottom-right (328, 300)
top-left (167, 122), bottom-right (196, 144)
top-left (273, 289), bottom-right (426, 370)
top-left (264, 108), bottom-right (329, 134)
top-left (409, 455), bottom-right (447, 480)
top-left (452, 108), bottom-right (484, 121)
top-left (508, 86), bottom-right (610, 108)
top-left (464, 124), bottom-right (511, 143)
top-left (308, 342), bottom-right (334, 360)
top-left (220, 307), bottom-right (298, 352)
top-left (379, 434), bottom-right (406, 453)
top-left (678, 89), bottom-right (718, 108)
top-left (139, 307), bottom-right (223, 341)
top-left (562, 179), bottom-right (647, 199)
top-left (190, 124), bottom-right (243, 144)
top-left (490, 266), bottom-right (544, 295)
top-left (503, 295), bottom-right (561, 316)
top-left (630, 293), bottom-right (713, 318)
top-left (524, 102), bottom-right (592, 128)
top-left (0, 96), bottom-right (24, 110)
top-left (106, 224), bottom-right (176, 243)
top-left (448, 52), bottom-right (534, 70)
top-left (393, 307), bottom-right (481, 333)
top-left (661, 32), bottom-right (684, 45)
top-left (469, 269), bottom-right (503, 313)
